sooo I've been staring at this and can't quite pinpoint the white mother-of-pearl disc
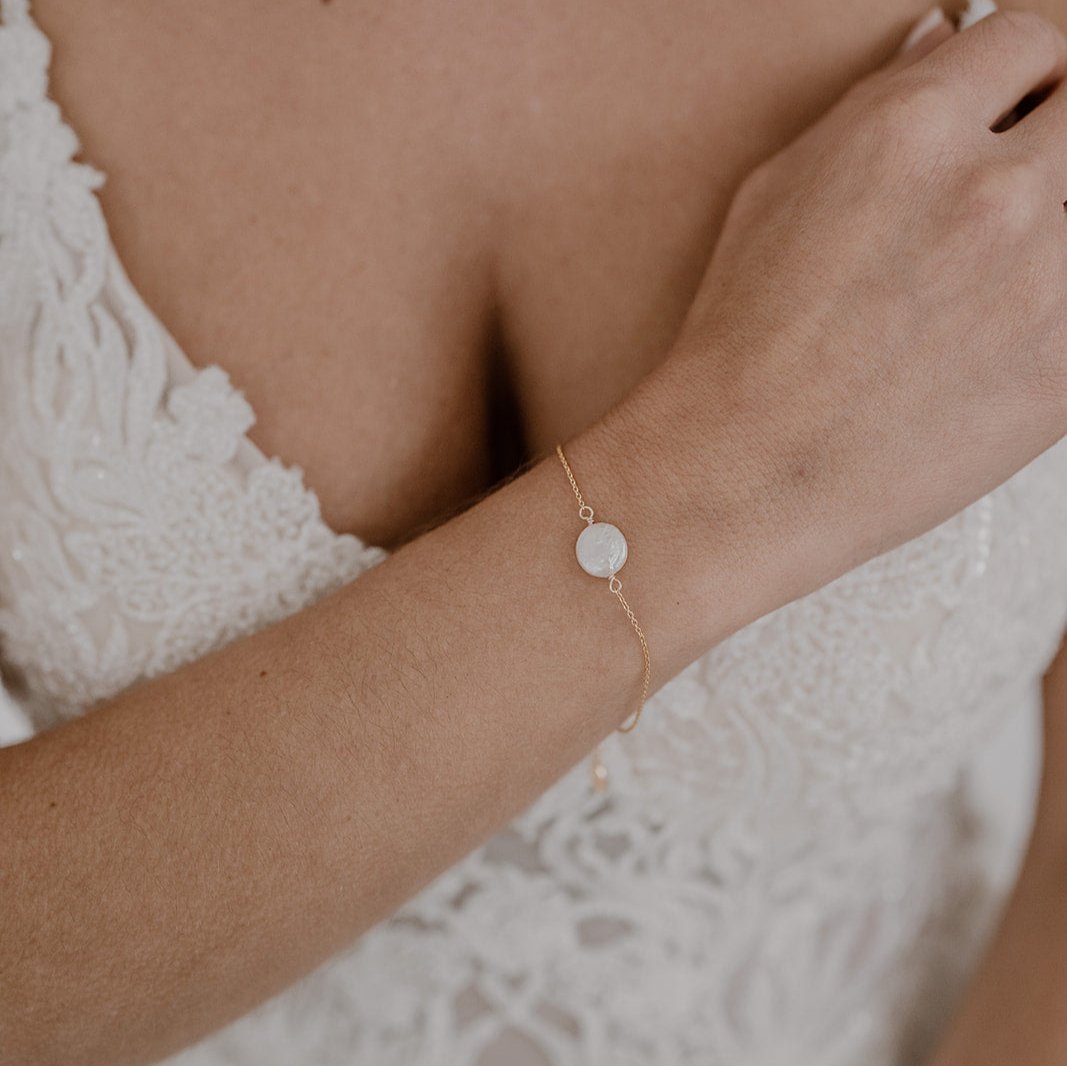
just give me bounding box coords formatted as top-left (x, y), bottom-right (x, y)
top-left (575, 522), bottom-right (628, 578)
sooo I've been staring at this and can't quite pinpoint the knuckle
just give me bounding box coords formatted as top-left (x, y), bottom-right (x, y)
top-left (867, 78), bottom-right (953, 143)
top-left (986, 10), bottom-right (1066, 64)
top-left (956, 158), bottom-right (1045, 236)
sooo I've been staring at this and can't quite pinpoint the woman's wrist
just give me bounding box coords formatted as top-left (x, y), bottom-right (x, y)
top-left (558, 340), bottom-right (827, 683)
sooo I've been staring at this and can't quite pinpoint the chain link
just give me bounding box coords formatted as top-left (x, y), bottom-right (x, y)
top-left (557, 444), bottom-right (596, 525)
top-left (555, 443), bottom-right (652, 746)
top-left (609, 578), bottom-right (651, 733)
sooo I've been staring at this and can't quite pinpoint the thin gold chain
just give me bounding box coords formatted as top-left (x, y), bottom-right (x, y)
top-left (557, 445), bottom-right (590, 516)
top-left (555, 443), bottom-right (652, 738)
top-left (607, 577), bottom-right (652, 732)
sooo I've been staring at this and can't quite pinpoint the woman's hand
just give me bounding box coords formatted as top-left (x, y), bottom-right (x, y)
top-left (648, 9), bottom-right (1067, 593)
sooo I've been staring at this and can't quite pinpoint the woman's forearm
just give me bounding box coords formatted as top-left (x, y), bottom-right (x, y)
top-left (0, 353), bottom-right (796, 1066)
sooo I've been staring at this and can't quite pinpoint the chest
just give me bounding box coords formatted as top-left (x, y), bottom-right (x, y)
top-left (28, 0), bottom-right (1012, 546)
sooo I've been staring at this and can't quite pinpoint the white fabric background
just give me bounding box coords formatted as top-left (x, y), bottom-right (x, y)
top-left (0, 679), bottom-right (30, 745)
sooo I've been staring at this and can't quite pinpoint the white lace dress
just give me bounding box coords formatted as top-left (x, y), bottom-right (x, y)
top-left (2, 3), bottom-right (1065, 1063)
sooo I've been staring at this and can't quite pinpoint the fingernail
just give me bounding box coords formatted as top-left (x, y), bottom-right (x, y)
top-left (958, 0), bottom-right (997, 30)
top-left (901, 6), bottom-right (947, 51)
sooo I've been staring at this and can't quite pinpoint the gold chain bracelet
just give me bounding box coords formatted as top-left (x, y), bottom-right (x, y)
top-left (556, 443), bottom-right (651, 793)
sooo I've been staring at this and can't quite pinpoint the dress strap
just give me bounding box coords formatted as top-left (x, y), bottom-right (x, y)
top-left (0, 0), bottom-right (51, 119)
top-left (0, 0), bottom-right (31, 24)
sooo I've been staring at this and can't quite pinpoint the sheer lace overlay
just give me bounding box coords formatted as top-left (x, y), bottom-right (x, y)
top-left (3, 5), bottom-right (1067, 1063)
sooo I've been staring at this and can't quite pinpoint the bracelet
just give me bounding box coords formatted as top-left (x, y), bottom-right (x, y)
top-left (555, 442), bottom-right (651, 793)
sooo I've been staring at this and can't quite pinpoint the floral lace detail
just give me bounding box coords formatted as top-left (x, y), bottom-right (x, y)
top-left (3, 5), bottom-right (1067, 1064)
top-left (0, 7), bottom-right (387, 728)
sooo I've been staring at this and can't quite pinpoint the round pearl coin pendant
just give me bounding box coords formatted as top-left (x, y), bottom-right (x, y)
top-left (575, 522), bottom-right (628, 579)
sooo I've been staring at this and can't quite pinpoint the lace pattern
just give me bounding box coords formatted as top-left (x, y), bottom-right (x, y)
top-left (0, 7), bottom-right (386, 728)
top-left (2, 5), bottom-right (1066, 1063)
